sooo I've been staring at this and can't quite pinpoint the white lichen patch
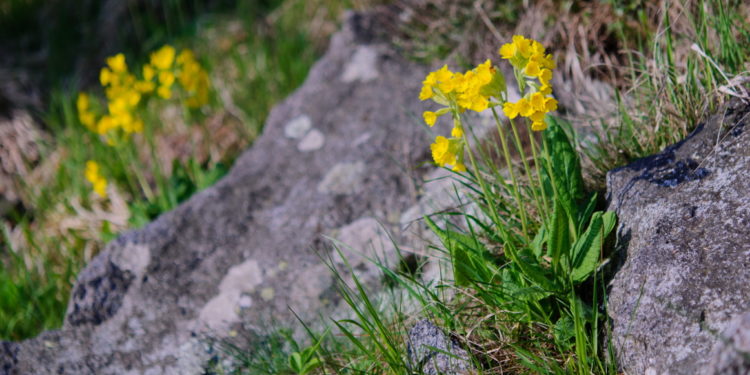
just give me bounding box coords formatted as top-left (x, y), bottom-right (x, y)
top-left (317, 161), bottom-right (366, 194)
top-left (197, 259), bottom-right (263, 333)
top-left (298, 129), bottom-right (325, 151)
top-left (334, 218), bottom-right (395, 266)
top-left (260, 287), bottom-right (275, 301)
top-left (284, 115), bottom-right (312, 139)
top-left (341, 46), bottom-right (380, 83)
top-left (332, 217), bottom-right (398, 287)
top-left (111, 244), bottom-right (151, 279)
top-left (289, 264), bottom-right (332, 312)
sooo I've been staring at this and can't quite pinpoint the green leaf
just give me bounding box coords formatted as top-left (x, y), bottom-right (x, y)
top-left (501, 268), bottom-right (552, 303)
top-left (531, 224), bottom-right (546, 258)
top-left (515, 248), bottom-right (559, 292)
top-left (543, 117), bottom-right (585, 218)
top-left (570, 211), bottom-right (617, 282)
top-left (289, 352), bottom-right (304, 374)
top-left (547, 200), bottom-right (571, 273)
top-left (425, 216), bottom-right (497, 286)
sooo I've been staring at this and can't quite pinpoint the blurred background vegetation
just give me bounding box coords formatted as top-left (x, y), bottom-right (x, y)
top-left (0, 0), bottom-right (378, 341)
top-left (1, 4), bottom-right (748, 373)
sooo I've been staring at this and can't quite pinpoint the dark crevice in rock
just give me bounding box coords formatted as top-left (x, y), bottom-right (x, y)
top-left (67, 262), bottom-right (134, 326)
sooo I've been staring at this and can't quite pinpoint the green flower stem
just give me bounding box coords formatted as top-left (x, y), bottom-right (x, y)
top-left (113, 139), bottom-right (152, 201)
top-left (528, 128), bottom-right (550, 219)
top-left (487, 108), bottom-right (529, 243)
top-left (504, 112), bottom-right (547, 222)
top-left (122, 137), bottom-right (155, 202)
top-left (460, 116), bottom-right (514, 249)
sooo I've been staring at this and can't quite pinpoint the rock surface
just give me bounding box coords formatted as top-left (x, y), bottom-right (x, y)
top-left (407, 319), bottom-right (474, 375)
top-left (706, 311), bottom-right (750, 375)
top-left (607, 98), bottom-right (750, 374)
top-left (2, 12), bottom-right (447, 375)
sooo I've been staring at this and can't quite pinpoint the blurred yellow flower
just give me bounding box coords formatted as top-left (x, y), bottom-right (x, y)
top-left (106, 53), bottom-right (127, 73)
top-left (150, 45), bottom-right (176, 70)
top-left (85, 161), bottom-right (107, 198)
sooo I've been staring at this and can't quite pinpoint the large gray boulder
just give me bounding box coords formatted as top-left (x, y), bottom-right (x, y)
top-left (607, 98), bottom-right (750, 374)
top-left (1, 12), bottom-right (441, 375)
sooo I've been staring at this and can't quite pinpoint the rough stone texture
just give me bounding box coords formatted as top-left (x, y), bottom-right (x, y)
top-left (706, 311), bottom-right (750, 375)
top-left (3, 12), bottom-right (442, 375)
top-left (607, 98), bottom-right (750, 374)
top-left (407, 319), bottom-right (474, 375)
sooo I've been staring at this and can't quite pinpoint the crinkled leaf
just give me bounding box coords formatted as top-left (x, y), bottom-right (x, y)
top-left (570, 211), bottom-right (616, 282)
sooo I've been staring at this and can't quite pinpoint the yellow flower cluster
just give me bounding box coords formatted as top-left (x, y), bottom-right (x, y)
top-left (176, 50), bottom-right (210, 108)
top-left (418, 36), bottom-right (558, 170)
top-left (499, 35), bottom-right (557, 131)
top-left (76, 45), bottom-right (210, 141)
top-left (84, 161), bottom-right (107, 198)
top-left (419, 60), bottom-right (505, 171)
top-left (98, 53), bottom-right (145, 135)
top-left (148, 45), bottom-right (177, 99)
top-left (420, 60), bottom-right (498, 114)
top-left (430, 136), bottom-right (465, 172)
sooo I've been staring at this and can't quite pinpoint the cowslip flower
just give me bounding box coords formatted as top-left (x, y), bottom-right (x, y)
top-left (85, 161), bottom-right (107, 198)
top-left (499, 36), bottom-right (558, 131)
top-left (150, 45), bottom-right (176, 70)
top-left (76, 93), bottom-right (97, 130)
top-left (176, 48), bottom-right (210, 107)
top-left (430, 136), bottom-right (466, 172)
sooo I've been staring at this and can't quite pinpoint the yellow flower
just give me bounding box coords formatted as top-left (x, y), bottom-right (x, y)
top-left (143, 65), bottom-right (156, 81)
top-left (513, 35), bottom-right (532, 58)
top-left (157, 85), bottom-right (172, 99)
top-left (135, 80), bottom-right (156, 93)
top-left (539, 68), bottom-right (552, 86)
top-left (85, 161), bottom-right (107, 198)
top-left (431, 136), bottom-right (456, 167)
top-left (419, 85), bottom-right (434, 101)
top-left (545, 97), bottom-right (558, 112)
top-left (529, 111), bottom-right (546, 123)
top-left (106, 53), bottom-right (127, 73)
top-left (499, 43), bottom-right (515, 59)
top-left (96, 115), bottom-right (117, 135)
top-left (150, 45), bottom-right (176, 70)
top-left (503, 101), bottom-right (519, 119)
top-left (452, 163), bottom-right (466, 172)
top-left (100, 68), bottom-right (112, 86)
top-left (531, 120), bottom-right (547, 131)
top-left (529, 92), bottom-right (546, 111)
top-left (423, 111), bottom-right (438, 126)
top-left (158, 71), bottom-right (175, 87)
top-left (177, 49), bottom-right (195, 65)
top-left (451, 125), bottom-right (463, 138)
top-left (517, 98), bottom-right (534, 117)
top-left (77, 93), bottom-right (89, 112)
top-left (525, 61), bottom-right (541, 77)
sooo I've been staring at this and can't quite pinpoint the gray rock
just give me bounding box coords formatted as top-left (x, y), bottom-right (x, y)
top-left (3, 12), bottom-right (437, 375)
top-left (407, 319), bottom-right (473, 375)
top-left (706, 311), bottom-right (750, 375)
top-left (607, 98), bottom-right (750, 374)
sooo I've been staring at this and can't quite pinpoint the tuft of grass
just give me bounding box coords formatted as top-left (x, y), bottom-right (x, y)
top-left (582, 0), bottom-right (750, 180)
